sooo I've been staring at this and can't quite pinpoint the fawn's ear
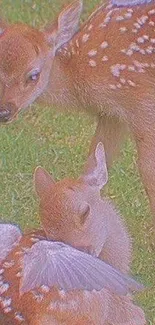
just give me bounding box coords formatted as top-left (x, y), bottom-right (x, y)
top-left (34, 167), bottom-right (55, 199)
top-left (44, 0), bottom-right (83, 51)
top-left (81, 143), bottom-right (108, 190)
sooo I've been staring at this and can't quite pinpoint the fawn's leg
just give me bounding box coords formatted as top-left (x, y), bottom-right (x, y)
top-left (130, 109), bottom-right (155, 228)
top-left (90, 115), bottom-right (127, 168)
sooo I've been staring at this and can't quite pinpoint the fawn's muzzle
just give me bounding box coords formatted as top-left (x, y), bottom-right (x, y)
top-left (0, 103), bottom-right (17, 122)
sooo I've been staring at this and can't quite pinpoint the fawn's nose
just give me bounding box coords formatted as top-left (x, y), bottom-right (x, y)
top-left (0, 103), bottom-right (15, 122)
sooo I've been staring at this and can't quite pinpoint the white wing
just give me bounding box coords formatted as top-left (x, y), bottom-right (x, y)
top-left (0, 223), bottom-right (22, 263)
top-left (112, 0), bottom-right (152, 6)
top-left (20, 240), bottom-right (144, 295)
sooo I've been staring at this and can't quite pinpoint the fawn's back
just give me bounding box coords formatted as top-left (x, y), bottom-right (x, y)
top-left (0, 228), bottom-right (145, 325)
top-left (67, 1), bottom-right (155, 116)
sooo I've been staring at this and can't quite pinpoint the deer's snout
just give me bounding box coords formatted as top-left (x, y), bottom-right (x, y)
top-left (0, 103), bottom-right (17, 122)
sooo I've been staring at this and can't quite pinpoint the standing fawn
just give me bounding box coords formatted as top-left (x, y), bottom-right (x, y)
top-left (0, 143), bottom-right (146, 324)
top-left (0, 0), bottom-right (155, 223)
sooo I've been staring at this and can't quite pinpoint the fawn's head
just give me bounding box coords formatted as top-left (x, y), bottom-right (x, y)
top-left (0, 0), bottom-right (82, 123)
top-left (34, 143), bottom-right (108, 255)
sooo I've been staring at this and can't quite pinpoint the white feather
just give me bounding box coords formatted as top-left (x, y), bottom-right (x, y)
top-left (112, 0), bottom-right (152, 7)
top-left (20, 240), bottom-right (144, 295)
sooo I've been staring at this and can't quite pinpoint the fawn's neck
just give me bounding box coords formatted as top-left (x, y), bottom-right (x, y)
top-left (98, 199), bottom-right (132, 273)
top-left (39, 47), bottom-right (81, 110)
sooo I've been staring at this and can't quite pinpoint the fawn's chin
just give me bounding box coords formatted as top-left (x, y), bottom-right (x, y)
top-left (0, 114), bottom-right (19, 124)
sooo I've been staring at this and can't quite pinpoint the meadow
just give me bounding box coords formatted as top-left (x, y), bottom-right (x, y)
top-left (0, 0), bottom-right (155, 323)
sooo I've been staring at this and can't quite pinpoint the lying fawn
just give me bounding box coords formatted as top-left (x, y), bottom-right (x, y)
top-left (0, 0), bottom-right (155, 222)
top-left (0, 225), bottom-right (145, 325)
top-left (0, 143), bottom-right (146, 324)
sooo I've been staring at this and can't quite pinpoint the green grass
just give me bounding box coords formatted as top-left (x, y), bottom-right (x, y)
top-left (0, 0), bottom-right (155, 323)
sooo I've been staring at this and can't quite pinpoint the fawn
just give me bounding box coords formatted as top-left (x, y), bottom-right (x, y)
top-left (0, 0), bottom-right (155, 222)
top-left (0, 143), bottom-right (146, 324)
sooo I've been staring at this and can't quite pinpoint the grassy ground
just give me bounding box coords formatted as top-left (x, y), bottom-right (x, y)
top-left (0, 0), bottom-right (155, 323)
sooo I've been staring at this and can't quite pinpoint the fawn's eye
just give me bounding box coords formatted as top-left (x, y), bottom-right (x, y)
top-left (27, 70), bottom-right (40, 83)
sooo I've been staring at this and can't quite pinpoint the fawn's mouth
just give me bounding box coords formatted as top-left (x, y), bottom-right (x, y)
top-left (0, 110), bottom-right (18, 124)
top-left (0, 109), bottom-right (11, 122)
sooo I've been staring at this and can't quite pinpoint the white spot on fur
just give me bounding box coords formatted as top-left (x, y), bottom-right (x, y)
top-left (133, 22), bottom-right (141, 29)
top-left (143, 35), bottom-right (149, 40)
top-left (49, 301), bottom-right (59, 310)
top-left (121, 49), bottom-right (127, 54)
top-left (3, 261), bottom-right (15, 268)
top-left (128, 80), bottom-right (136, 87)
top-left (1, 297), bottom-right (12, 308)
top-left (75, 39), bottom-right (79, 48)
top-left (99, 23), bottom-right (106, 28)
top-left (133, 60), bottom-right (145, 72)
top-left (130, 43), bottom-right (140, 51)
top-left (143, 63), bottom-right (149, 67)
top-left (104, 16), bottom-right (111, 24)
top-left (148, 9), bottom-right (155, 15)
top-left (139, 49), bottom-right (146, 54)
top-left (132, 28), bottom-right (138, 33)
top-left (88, 49), bottom-right (97, 57)
top-left (40, 285), bottom-right (50, 293)
top-left (119, 27), bottom-right (127, 32)
top-left (82, 34), bottom-right (90, 43)
top-left (137, 15), bottom-right (148, 25)
top-left (128, 8), bottom-right (133, 12)
top-left (146, 46), bottom-right (154, 54)
top-left (102, 55), bottom-right (108, 61)
top-left (120, 78), bottom-right (126, 84)
top-left (89, 60), bottom-right (96, 67)
top-left (0, 269), bottom-right (4, 275)
top-left (4, 307), bottom-right (12, 313)
top-left (124, 12), bottom-right (132, 18)
top-left (109, 84), bottom-right (117, 90)
top-left (16, 272), bottom-right (22, 278)
top-left (83, 290), bottom-right (91, 299)
top-left (120, 64), bottom-right (126, 70)
top-left (87, 24), bottom-right (93, 31)
top-left (116, 16), bottom-right (124, 21)
top-left (15, 251), bottom-right (22, 256)
top-left (128, 65), bottom-right (136, 71)
top-left (137, 37), bottom-right (145, 43)
top-left (149, 20), bottom-right (155, 26)
top-left (59, 290), bottom-right (66, 298)
top-left (0, 283), bottom-right (9, 294)
top-left (111, 64), bottom-right (121, 77)
top-left (106, 4), bottom-right (113, 10)
top-left (126, 49), bottom-right (134, 56)
top-left (100, 41), bottom-right (108, 49)
top-left (150, 38), bottom-right (155, 44)
top-left (32, 291), bottom-right (44, 302)
top-left (31, 237), bottom-right (40, 243)
top-left (15, 312), bottom-right (25, 322)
